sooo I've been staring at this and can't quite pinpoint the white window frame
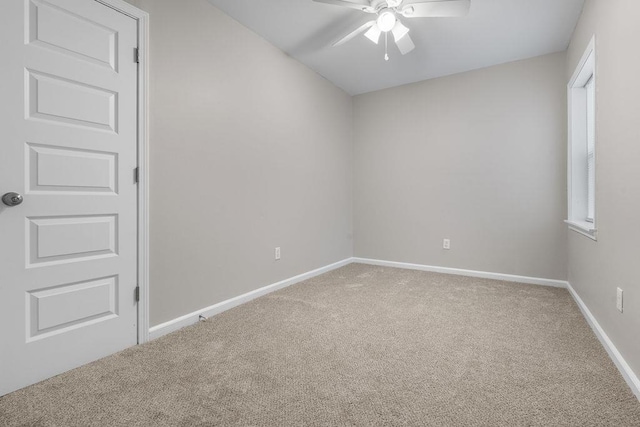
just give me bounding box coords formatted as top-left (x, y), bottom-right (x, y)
top-left (566, 36), bottom-right (597, 240)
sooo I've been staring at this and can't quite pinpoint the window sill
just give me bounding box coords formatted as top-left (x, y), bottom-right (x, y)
top-left (565, 220), bottom-right (597, 240)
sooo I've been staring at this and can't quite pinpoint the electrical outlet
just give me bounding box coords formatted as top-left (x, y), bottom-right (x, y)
top-left (616, 287), bottom-right (623, 313)
top-left (275, 247), bottom-right (281, 260)
top-left (443, 239), bottom-right (451, 250)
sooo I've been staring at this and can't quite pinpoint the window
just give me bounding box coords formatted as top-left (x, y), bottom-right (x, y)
top-left (567, 36), bottom-right (596, 239)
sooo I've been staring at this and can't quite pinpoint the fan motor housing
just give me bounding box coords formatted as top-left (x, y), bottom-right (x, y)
top-left (371, 0), bottom-right (393, 12)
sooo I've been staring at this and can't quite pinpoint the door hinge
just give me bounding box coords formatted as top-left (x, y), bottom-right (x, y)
top-left (134, 47), bottom-right (139, 63)
top-left (134, 286), bottom-right (140, 303)
top-left (134, 167), bottom-right (139, 184)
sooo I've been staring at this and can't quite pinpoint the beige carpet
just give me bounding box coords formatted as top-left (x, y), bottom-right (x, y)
top-left (1, 263), bottom-right (639, 426)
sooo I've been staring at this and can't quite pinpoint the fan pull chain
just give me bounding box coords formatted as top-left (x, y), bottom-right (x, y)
top-left (384, 32), bottom-right (389, 61)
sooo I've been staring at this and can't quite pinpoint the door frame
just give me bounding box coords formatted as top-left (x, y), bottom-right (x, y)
top-left (94, 0), bottom-right (150, 343)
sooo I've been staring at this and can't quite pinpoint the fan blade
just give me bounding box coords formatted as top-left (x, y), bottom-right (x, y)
top-left (332, 20), bottom-right (376, 46)
top-left (395, 33), bottom-right (415, 55)
top-left (401, 0), bottom-right (470, 18)
top-left (313, 0), bottom-right (376, 13)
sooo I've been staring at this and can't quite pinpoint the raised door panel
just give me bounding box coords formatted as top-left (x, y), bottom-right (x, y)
top-left (27, 276), bottom-right (118, 341)
top-left (27, 0), bottom-right (118, 70)
top-left (26, 144), bottom-right (118, 194)
top-left (27, 70), bottom-right (117, 132)
top-left (27, 215), bottom-right (118, 267)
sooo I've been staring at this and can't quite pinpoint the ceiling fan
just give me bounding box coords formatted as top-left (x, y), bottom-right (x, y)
top-left (313, 0), bottom-right (470, 60)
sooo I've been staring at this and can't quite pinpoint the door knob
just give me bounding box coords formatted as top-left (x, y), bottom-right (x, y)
top-left (2, 192), bottom-right (23, 207)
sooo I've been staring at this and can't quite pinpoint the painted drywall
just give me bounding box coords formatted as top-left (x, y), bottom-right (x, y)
top-left (566, 0), bottom-right (640, 378)
top-left (127, 0), bottom-right (353, 326)
top-left (353, 53), bottom-right (568, 280)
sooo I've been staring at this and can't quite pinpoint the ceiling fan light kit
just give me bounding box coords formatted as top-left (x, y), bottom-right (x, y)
top-left (314, 0), bottom-right (470, 60)
top-left (392, 21), bottom-right (410, 42)
top-left (364, 25), bottom-right (382, 44)
top-left (377, 9), bottom-right (396, 32)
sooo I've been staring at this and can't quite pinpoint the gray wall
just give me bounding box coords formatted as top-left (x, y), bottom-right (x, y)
top-left (567, 0), bottom-right (640, 378)
top-left (130, 0), bottom-right (353, 326)
top-left (353, 53), bottom-right (568, 280)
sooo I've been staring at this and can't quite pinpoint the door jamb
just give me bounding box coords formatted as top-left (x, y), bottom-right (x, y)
top-left (94, 0), bottom-right (150, 343)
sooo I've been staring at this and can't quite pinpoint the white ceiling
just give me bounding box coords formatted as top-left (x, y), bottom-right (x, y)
top-left (206, 0), bottom-right (585, 95)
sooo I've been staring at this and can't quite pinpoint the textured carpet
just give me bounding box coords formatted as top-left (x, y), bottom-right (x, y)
top-left (1, 263), bottom-right (639, 426)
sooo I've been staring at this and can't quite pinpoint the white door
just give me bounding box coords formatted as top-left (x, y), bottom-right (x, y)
top-left (0, 0), bottom-right (139, 396)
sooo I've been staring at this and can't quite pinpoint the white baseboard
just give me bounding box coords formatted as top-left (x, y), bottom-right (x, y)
top-left (352, 257), bottom-right (569, 288)
top-left (566, 282), bottom-right (640, 400)
top-left (148, 258), bottom-right (352, 341)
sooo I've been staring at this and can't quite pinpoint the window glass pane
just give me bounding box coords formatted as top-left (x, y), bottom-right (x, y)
top-left (585, 76), bottom-right (595, 222)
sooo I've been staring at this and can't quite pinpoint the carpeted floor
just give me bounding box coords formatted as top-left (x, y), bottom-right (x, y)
top-left (1, 263), bottom-right (639, 426)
